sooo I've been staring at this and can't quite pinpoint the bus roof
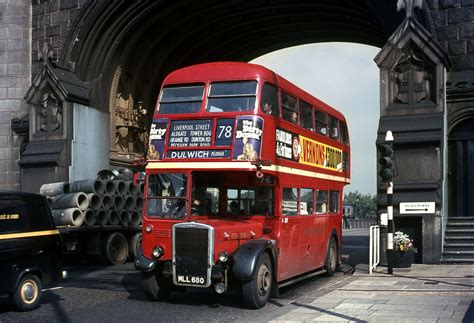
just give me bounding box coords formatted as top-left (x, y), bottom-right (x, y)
top-left (162, 62), bottom-right (346, 122)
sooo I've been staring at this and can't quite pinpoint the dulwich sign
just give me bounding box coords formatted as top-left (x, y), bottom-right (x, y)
top-left (400, 202), bottom-right (435, 214)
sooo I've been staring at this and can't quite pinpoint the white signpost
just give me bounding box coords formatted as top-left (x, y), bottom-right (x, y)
top-left (400, 202), bottom-right (435, 214)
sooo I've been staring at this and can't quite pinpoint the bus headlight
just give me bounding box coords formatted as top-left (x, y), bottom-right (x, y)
top-left (218, 251), bottom-right (229, 263)
top-left (145, 224), bottom-right (153, 233)
top-left (152, 246), bottom-right (164, 259)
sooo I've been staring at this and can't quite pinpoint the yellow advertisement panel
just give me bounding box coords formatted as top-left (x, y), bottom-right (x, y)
top-left (299, 135), bottom-right (343, 172)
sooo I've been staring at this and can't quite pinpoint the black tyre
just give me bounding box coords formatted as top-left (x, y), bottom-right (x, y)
top-left (241, 252), bottom-right (272, 309)
top-left (140, 271), bottom-right (172, 301)
top-left (324, 236), bottom-right (338, 276)
top-left (102, 232), bottom-right (129, 265)
top-left (128, 232), bottom-right (142, 261)
top-left (12, 274), bottom-right (42, 311)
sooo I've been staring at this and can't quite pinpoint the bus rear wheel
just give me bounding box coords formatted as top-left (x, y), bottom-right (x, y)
top-left (324, 236), bottom-right (338, 276)
top-left (140, 271), bottom-right (171, 301)
top-left (241, 253), bottom-right (272, 309)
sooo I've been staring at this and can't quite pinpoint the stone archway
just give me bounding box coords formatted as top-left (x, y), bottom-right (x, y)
top-left (58, 0), bottom-right (412, 166)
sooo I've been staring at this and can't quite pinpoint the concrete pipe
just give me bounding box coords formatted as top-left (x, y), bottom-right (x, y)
top-left (135, 196), bottom-right (143, 211)
top-left (83, 208), bottom-right (96, 227)
top-left (87, 193), bottom-right (102, 211)
top-left (40, 182), bottom-right (70, 197)
top-left (130, 210), bottom-right (141, 227)
top-left (69, 179), bottom-right (105, 194)
top-left (114, 195), bottom-right (125, 209)
top-left (51, 192), bottom-right (89, 211)
top-left (97, 209), bottom-right (108, 227)
top-left (119, 210), bottom-right (130, 227)
top-left (125, 195), bottom-right (135, 211)
top-left (105, 180), bottom-right (116, 195)
top-left (52, 208), bottom-right (85, 227)
top-left (101, 194), bottom-right (113, 209)
top-left (115, 180), bottom-right (128, 195)
top-left (126, 181), bottom-right (139, 195)
top-left (108, 210), bottom-right (120, 225)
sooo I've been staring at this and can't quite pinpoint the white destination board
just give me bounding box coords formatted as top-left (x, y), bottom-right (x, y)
top-left (400, 202), bottom-right (435, 214)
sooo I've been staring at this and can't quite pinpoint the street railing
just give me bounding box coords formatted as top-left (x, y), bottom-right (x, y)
top-left (369, 225), bottom-right (380, 274)
top-left (343, 218), bottom-right (377, 229)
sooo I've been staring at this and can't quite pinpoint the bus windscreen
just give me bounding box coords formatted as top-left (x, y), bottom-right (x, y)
top-left (158, 84), bottom-right (204, 114)
top-left (206, 81), bottom-right (257, 113)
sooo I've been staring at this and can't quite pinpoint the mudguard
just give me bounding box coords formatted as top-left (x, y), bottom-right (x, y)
top-left (134, 247), bottom-right (157, 272)
top-left (232, 239), bottom-right (278, 281)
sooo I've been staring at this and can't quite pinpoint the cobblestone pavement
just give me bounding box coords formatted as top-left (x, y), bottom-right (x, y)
top-left (263, 263), bottom-right (474, 322)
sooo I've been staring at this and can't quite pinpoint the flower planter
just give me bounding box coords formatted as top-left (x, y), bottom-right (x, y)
top-left (393, 249), bottom-right (414, 268)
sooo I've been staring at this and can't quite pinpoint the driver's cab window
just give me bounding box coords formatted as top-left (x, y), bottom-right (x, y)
top-left (191, 186), bottom-right (219, 216)
top-left (147, 173), bottom-right (187, 219)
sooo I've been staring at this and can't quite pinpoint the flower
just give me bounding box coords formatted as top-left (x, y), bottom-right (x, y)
top-left (393, 231), bottom-right (417, 253)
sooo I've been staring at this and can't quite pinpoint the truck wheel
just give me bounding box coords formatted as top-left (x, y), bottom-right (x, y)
top-left (241, 252), bottom-right (272, 309)
top-left (102, 232), bottom-right (129, 265)
top-left (140, 271), bottom-right (171, 301)
top-left (128, 232), bottom-right (142, 261)
top-left (324, 236), bottom-right (338, 276)
top-left (12, 274), bottom-right (42, 311)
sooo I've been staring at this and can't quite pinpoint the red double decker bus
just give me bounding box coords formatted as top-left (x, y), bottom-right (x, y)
top-left (135, 62), bottom-right (350, 308)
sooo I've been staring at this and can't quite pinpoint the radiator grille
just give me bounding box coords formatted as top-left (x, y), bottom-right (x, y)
top-left (173, 223), bottom-right (213, 287)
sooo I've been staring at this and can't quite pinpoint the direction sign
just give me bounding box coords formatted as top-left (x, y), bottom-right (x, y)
top-left (400, 202), bottom-right (435, 214)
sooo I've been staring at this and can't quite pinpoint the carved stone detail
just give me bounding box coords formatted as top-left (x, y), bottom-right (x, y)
top-left (36, 90), bottom-right (63, 134)
top-left (391, 46), bottom-right (433, 105)
top-left (109, 65), bottom-right (148, 160)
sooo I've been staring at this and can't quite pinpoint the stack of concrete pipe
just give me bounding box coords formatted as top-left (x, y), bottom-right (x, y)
top-left (40, 173), bottom-right (144, 227)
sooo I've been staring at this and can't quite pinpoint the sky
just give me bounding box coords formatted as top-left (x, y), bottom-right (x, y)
top-left (250, 42), bottom-right (381, 196)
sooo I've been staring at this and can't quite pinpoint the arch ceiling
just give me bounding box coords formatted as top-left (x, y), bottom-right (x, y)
top-left (62, 0), bottom-right (413, 110)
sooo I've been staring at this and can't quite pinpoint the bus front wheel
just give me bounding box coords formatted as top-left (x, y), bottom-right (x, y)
top-left (324, 236), bottom-right (338, 276)
top-left (241, 252), bottom-right (272, 309)
top-left (140, 271), bottom-right (171, 301)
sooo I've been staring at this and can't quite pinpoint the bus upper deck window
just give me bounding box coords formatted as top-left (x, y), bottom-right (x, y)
top-left (340, 121), bottom-right (349, 144)
top-left (282, 92), bottom-right (298, 125)
top-left (158, 84), bottom-right (204, 114)
top-left (206, 81), bottom-right (257, 113)
top-left (328, 116), bottom-right (339, 140)
top-left (316, 111), bottom-right (327, 136)
top-left (299, 100), bottom-right (314, 131)
top-left (260, 83), bottom-right (280, 117)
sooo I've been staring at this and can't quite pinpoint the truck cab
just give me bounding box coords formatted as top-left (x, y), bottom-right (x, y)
top-left (0, 192), bottom-right (65, 311)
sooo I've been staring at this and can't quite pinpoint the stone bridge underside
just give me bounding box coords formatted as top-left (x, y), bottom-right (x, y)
top-left (62, 0), bottom-right (407, 112)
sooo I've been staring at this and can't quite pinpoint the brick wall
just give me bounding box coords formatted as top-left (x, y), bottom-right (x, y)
top-left (428, 0), bottom-right (474, 70)
top-left (0, 0), bottom-right (31, 191)
top-left (31, 0), bottom-right (89, 78)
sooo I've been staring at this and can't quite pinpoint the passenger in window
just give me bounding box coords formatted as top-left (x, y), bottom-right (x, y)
top-left (229, 201), bottom-right (240, 217)
top-left (290, 111), bottom-right (298, 124)
top-left (262, 102), bottom-right (273, 115)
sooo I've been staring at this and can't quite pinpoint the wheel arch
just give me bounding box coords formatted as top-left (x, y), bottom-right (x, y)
top-left (232, 239), bottom-right (278, 281)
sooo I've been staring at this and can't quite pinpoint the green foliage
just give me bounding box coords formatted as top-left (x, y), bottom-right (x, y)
top-left (343, 191), bottom-right (377, 218)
